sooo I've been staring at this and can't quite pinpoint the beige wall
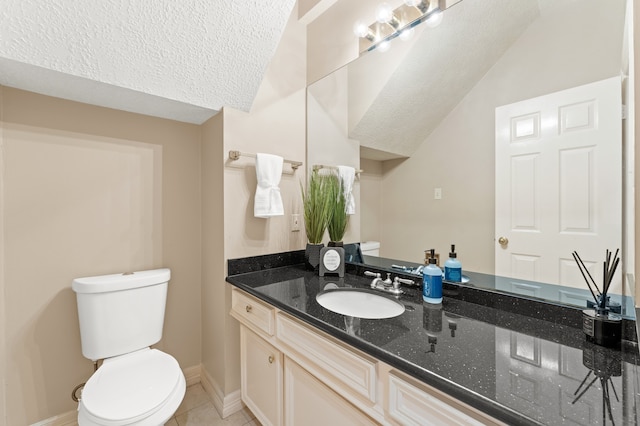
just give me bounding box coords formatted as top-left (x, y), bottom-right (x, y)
top-left (0, 88), bottom-right (202, 424)
top-left (199, 2), bottom-right (308, 401)
top-left (200, 112), bottom-right (227, 397)
top-left (306, 66), bottom-right (361, 245)
top-left (306, 0), bottom-right (385, 83)
top-left (0, 85), bottom-right (6, 425)
top-left (359, 158), bottom-right (382, 244)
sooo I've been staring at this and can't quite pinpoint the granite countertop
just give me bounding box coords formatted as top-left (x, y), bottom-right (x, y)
top-left (226, 255), bottom-right (640, 426)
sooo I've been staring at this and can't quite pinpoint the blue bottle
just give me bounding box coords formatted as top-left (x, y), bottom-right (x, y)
top-left (444, 244), bottom-right (462, 283)
top-left (423, 249), bottom-right (443, 304)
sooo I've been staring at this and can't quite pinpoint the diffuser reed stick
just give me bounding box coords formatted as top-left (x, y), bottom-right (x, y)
top-left (572, 249), bottom-right (620, 313)
top-left (572, 251), bottom-right (601, 304)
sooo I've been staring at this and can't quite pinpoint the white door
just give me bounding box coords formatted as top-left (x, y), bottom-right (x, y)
top-left (495, 77), bottom-right (621, 291)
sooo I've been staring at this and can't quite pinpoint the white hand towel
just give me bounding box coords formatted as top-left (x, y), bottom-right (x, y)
top-left (337, 165), bottom-right (356, 215)
top-left (254, 153), bottom-right (284, 218)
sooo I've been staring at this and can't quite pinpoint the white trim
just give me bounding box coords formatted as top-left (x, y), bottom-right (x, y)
top-left (200, 365), bottom-right (244, 418)
top-left (30, 410), bottom-right (78, 426)
top-left (183, 364), bottom-right (201, 387)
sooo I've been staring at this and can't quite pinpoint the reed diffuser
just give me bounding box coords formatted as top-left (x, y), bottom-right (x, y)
top-left (573, 249), bottom-right (622, 348)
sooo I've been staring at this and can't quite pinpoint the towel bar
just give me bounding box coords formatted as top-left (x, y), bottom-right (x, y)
top-left (228, 150), bottom-right (302, 171)
top-left (312, 164), bottom-right (363, 175)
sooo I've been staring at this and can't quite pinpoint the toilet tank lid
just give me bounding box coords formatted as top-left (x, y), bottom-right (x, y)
top-left (360, 241), bottom-right (380, 250)
top-left (72, 268), bottom-right (171, 294)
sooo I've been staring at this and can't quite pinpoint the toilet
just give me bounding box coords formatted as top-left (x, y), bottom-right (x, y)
top-left (72, 268), bottom-right (186, 426)
top-left (360, 241), bottom-right (380, 257)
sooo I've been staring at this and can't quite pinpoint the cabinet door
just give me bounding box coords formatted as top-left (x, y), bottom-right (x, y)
top-left (241, 326), bottom-right (283, 426)
top-left (284, 357), bottom-right (377, 426)
top-left (387, 372), bottom-right (490, 426)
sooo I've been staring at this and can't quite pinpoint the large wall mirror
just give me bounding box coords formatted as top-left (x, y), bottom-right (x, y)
top-left (306, 0), bottom-right (635, 314)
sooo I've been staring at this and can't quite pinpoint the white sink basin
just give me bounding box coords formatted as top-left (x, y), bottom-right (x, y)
top-left (316, 288), bottom-right (405, 319)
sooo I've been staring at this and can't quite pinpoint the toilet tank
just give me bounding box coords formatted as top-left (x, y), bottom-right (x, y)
top-left (72, 269), bottom-right (170, 361)
top-left (360, 241), bottom-right (380, 257)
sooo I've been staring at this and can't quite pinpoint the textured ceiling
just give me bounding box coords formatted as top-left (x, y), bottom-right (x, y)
top-left (0, 0), bottom-right (296, 123)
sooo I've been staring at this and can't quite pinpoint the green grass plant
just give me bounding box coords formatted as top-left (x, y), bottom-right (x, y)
top-left (301, 170), bottom-right (332, 244)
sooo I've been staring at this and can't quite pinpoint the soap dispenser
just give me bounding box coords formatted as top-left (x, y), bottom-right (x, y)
top-left (444, 244), bottom-right (462, 282)
top-left (423, 249), bottom-right (443, 304)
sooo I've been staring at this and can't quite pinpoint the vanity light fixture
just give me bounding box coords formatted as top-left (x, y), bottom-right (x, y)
top-left (354, 0), bottom-right (448, 53)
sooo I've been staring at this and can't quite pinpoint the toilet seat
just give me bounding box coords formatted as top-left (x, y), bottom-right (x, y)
top-left (79, 348), bottom-right (185, 426)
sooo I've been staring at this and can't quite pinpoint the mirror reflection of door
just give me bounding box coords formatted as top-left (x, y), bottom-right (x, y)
top-left (495, 77), bottom-right (622, 293)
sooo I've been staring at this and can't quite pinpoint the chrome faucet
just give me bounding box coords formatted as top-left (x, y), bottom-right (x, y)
top-left (364, 271), bottom-right (383, 287)
top-left (364, 271), bottom-right (414, 296)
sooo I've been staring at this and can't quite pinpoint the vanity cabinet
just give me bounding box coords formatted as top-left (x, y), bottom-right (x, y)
top-left (384, 369), bottom-right (487, 425)
top-left (230, 288), bottom-right (503, 426)
top-left (284, 357), bottom-right (376, 425)
top-left (240, 327), bottom-right (282, 426)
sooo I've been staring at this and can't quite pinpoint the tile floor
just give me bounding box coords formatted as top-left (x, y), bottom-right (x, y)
top-left (165, 383), bottom-right (259, 426)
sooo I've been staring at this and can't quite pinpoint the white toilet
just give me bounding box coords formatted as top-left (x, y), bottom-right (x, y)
top-left (72, 268), bottom-right (186, 426)
top-left (360, 241), bottom-right (380, 257)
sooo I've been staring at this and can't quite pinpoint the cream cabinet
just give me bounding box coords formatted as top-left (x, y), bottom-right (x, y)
top-left (230, 288), bottom-right (503, 426)
top-left (385, 370), bottom-right (490, 425)
top-left (284, 357), bottom-right (377, 425)
top-left (240, 326), bottom-right (282, 426)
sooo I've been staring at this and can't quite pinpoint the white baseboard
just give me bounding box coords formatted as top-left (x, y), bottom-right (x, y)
top-left (30, 410), bottom-right (77, 426)
top-left (32, 363), bottom-right (203, 426)
top-left (183, 364), bottom-right (201, 387)
top-left (200, 365), bottom-right (244, 418)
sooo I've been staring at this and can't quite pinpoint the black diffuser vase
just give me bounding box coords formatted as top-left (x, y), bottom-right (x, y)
top-left (573, 249), bottom-right (622, 348)
top-left (305, 243), bottom-right (324, 271)
top-left (582, 309), bottom-right (622, 348)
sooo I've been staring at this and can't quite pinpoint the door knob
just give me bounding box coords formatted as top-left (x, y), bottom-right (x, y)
top-left (498, 237), bottom-right (509, 246)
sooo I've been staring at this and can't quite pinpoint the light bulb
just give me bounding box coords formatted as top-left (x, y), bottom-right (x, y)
top-left (399, 27), bottom-right (414, 41)
top-left (426, 10), bottom-right (443, 27)
top-left (376, 3), bottom-right (394, 24)
top-left (353, 20), bottom-right (369, 38)
top-left (377, 40), bottom-right (391, 52)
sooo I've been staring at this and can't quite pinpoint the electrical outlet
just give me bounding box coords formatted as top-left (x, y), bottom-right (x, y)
top-left (291, 214), bottom-right (300, 232)
top-left (434, 188), bottom-right (442, 200)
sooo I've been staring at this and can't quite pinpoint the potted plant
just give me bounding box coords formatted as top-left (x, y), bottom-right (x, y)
top-left (301, 170), bottom-right (332, 270)
top-left (317, 173), bottom-right (350, 277)
top-left (326, 173), bottom-right (349, 247)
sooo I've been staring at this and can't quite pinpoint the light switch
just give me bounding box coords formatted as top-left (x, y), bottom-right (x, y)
top-left (434, 188), bottom-right (442, 200)
top-left (291, 214), bottom-right (300, 231)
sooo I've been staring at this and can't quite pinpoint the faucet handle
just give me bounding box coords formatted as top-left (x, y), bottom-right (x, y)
top-left (395, 277), bottom-right (415, 286)
top-left (364, 271), bottom-right (381, 278)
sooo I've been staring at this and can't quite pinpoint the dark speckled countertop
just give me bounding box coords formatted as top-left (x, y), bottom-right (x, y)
top-left (226, 252), bottom-right (640, 426)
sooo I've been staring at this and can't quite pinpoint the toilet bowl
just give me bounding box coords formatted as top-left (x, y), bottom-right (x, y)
top-left (77, 348), bottom-right (186, 426)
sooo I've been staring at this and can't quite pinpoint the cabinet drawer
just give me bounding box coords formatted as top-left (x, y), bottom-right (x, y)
top-left (387, 372), bottom-right (492, 426)
top-left (232, 289), bottom-right (275, 336)
top-left (277, 313), bottom-right (377, 403)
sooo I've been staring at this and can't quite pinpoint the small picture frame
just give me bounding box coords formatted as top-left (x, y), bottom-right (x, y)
top-left (319, 247), bottom-right (345, 277)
